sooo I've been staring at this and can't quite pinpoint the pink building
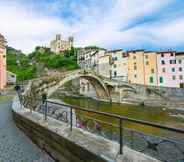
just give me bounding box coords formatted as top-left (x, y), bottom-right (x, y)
top-left (157, 51), bottom-right (184, 88)
top-left (0, 34), bottom-right (7, 90)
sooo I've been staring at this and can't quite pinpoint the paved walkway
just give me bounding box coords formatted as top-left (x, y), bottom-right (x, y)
top-left (0, 101), bottom-right (54, 162)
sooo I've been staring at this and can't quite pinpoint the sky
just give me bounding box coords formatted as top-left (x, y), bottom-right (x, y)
top-left (0, 0), bottom-right (184, 53)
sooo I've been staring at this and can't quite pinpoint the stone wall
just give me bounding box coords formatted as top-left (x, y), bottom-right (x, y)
top-left (12, 97), bottom-right (161, 162)
top-left (118, 84), bottom-right (184, 109)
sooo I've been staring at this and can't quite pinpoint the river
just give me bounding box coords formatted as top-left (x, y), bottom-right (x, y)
top-left (51, 95), bottom-right (184, 136)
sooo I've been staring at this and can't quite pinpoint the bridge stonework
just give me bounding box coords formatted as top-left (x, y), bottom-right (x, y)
top-left (22, 70), bottom-right (111, 109)
top-left (22, 69), bottom-right (184, 110)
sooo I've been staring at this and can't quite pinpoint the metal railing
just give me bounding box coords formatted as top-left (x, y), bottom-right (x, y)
top-left (17, 92), bottom-right (184, 161)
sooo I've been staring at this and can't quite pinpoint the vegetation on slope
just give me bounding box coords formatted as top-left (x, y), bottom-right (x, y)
top-left (6, 46), bottom-right (78, 81)
top-left (6, 47), bottom-right (37, 81)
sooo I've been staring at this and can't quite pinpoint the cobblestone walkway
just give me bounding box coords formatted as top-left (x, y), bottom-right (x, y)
top-left (0, 101), bottom-right (54, 162)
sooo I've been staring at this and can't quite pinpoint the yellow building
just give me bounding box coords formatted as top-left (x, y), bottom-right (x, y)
top-left (128, 50), bottom-right (145, 85)
top-left (144, 51), bottom-right (158, 86)
top-left (128, 50), bottom-right (158, 86)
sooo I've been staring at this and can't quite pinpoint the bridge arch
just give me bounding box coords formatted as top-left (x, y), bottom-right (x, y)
top-left (22, 70), bottom-right (113, 110)
top-left (54, 71), bottom-right (110, 100)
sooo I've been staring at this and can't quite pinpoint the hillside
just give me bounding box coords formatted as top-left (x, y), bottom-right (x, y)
top-left (6, 46), bottom-right (78, 81)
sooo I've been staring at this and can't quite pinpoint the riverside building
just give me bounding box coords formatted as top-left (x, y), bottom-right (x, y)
top-left (0, 34), bottom-right (7, 90)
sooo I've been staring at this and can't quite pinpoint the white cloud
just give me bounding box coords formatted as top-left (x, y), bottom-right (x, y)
top-left (0, 0), bottom-right (183, 53)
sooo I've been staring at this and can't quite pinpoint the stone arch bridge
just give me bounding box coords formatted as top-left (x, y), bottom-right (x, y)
top-left (22, 70), bottom-right (130, 109)
top-left (22, 69), bottom-right (174, 109)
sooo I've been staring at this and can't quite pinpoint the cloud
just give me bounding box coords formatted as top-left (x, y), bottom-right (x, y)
top-left (0, 0), bottom-right (184, 53)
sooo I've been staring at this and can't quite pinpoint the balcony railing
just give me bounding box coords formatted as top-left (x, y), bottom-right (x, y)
top-left (17, 91), bottom-right (184, 162)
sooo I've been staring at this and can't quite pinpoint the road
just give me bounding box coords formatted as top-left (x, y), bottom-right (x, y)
top-left (0, 101), bottom-right (54, 162)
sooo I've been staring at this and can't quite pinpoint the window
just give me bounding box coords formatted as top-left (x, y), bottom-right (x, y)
top-left (179, 67), bottom-right (182, 72)
top-left (145, 55), bottom-right (148, 59)
top-left (161, 54), bottom-right (164, 57)
top-left (134, 66), bottom-right (137, 70)
top-left (161, 60), bottom-right (165, 65)
top-left (114, 71), bottom-right (117, 77)
top-left (133, 56), bottom-right (136, 59)
top-left (114, 64), bottom-right (117, 68)
top-left (179, 75), bottom-right (183, 80)
top-left (179, 59), bottom-right (182, 64)
top-left (172, 67), bottom-right (175, 72)
top-left (171, 53), bottom-right (174, 56)
top-left (146, 61), bottom-right (149, 65)
top-left (172, 75), bottom-right (176, 80)
top-left (162, 68), bottom-right (166, 73)
top-left (150, 77), bottom-right (154, 83)
top-left (170, 60), bottom-right (176, 64)
top-left (151, 69), bottom-right (154, 73)
top-left (113, 57), bottom-right (117, 61)
top-left (134, 74), bottom-right (137, 78)
top-left (159, 77), bottom-right (163, 83)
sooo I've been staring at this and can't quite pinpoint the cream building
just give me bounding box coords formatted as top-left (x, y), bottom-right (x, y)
top-left (108, 50), bottom-right (128, 81)
top-left (0, 34), bottom-right (7, 89)
top-left (98, 54), bottom-right (111, 78)
top-left (50, 34), bottom-right (73, 54)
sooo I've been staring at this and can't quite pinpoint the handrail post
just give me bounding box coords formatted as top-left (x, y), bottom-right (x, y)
top-left (119, 119), bottom-right (123, 154)
top-left (42, 93), bottom-right (47, 121)
top-left (70, 107), bottom-right (73, 131)
top-left (44, 100), bottom-right (48, 121)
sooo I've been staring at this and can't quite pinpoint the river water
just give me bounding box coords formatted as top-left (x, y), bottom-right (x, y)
top-left (49, 95), bottom-right (184, 161)
top-left (51, 95), bottom-right (184, 136)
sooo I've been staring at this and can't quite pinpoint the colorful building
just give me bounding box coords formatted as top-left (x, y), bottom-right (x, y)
top-left (128, 50), bottom-right (145, 85)
top-left (108, 50), bottom-right (128, 81)
top-left (144, 51), bottom-right (158, 86)
top-left (176, 52), bottom-right (184, 88)
top-left (128, 50), bottom-right (158, 86)
top-left (0, 34), bottom-right (7, 89)
top-left (157, 51), bottom-right (184, 88)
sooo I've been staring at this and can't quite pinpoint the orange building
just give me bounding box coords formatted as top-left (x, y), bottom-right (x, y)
top-left (128, 50), bottom-right (158, 86)
top-left (144, 51), bottom-right (158, 86)
top-left (0, 34), bottom-right (7, 89)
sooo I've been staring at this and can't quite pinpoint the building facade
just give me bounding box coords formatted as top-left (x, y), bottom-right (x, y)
top-left (144, 51), bottom-right (158, 86)
top-left (98, 54), bottom-right (111, 78)
top-left (0, 34), bottom-right (6, 89)
top-left (79, 79), bottom-right (97, 98)
top-left (7, 71), bottom-right (16, 85)
top-left (50, 34), bottom-right (73, 54)
top-left (128, 50), bottom-right (145, 85)
top-left (109, 50), bottom-right (128, 81)
top-left (77, 49), bottom-right (97, 70)
top-left (157, 51), bottom-right (184, 88)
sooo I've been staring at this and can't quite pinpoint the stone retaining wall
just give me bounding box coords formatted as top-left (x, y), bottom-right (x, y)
top-left (12, 97), bottom-right (161, 162)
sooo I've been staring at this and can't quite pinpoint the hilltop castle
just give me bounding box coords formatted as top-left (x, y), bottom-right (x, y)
top-left (50, 34), bottom-right (74, 54)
